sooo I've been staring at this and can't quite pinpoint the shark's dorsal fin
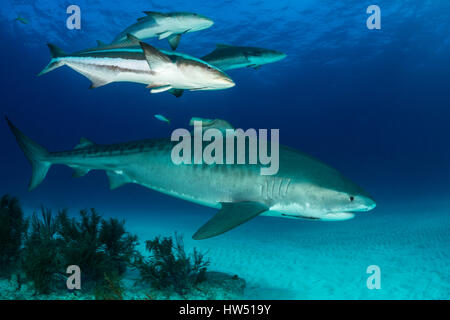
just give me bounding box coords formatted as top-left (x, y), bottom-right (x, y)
top-left (74, 137), bottom-right (95, 149)
top-left (96, 40), bottom-right (107, 47)
top-left (193, 202), bottom-right (268, 240)
top-left (216, 43), bottom-right (233, 48)
top-left (101, 34), bottom-right (141, 49)
top-left (143, 11), bottom-right (167, 18)
top-left (139, 41), bottom-right (172, 70)
top-left (189, 117), bottom-right (234, 130)
top-left (106, 171), bottom-right (132, 190)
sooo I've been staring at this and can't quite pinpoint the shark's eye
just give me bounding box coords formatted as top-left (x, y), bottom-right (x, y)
top-left (349, 196), bottom-right (354, 202)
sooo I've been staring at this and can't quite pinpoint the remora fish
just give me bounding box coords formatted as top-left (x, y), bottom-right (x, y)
top-left (201, 44), bottom-right (287, 71)
top-left (154, 114), bottom-right (170, 124)
top-left (169, 44), bottom-right (287, 97)
top-left (112, 11), bottom-right (214, 50)
top-left (6, 117), bottom-right (376, 240)
top-left (38, 35), bottom-right (234, 93)
top-left (15, 15), bottom-right (29, 24)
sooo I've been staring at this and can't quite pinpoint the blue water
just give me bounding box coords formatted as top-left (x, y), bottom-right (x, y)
top-left (0, 1), bottom-right (449, 299)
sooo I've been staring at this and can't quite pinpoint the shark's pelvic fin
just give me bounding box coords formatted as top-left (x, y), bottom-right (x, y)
top-left (5, 117), bottom-right (51, 191)
top-left (88, 74), bottom-right (111, 89)
top-left (72, 167), bottom-right (90, 178)
top-left (167, 34), bottom-right (181, 50)
top-left (169, 88), bottom-right (184, 98)
top-left (107, 171), bottom-right (132, 190)
top-left (192, 201), bottom-right (268, 240)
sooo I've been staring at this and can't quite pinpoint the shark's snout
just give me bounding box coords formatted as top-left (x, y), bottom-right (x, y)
top-left (355, 194), bottom-right (376, 212)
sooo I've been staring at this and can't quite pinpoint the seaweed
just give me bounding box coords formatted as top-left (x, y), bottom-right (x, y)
top-left (0, 195), bottom-right (28, 277)
top-left (21, 207), bottom-right (138, 294)
top-left (22, 207), bottom-right (63, 294)
top-left (56, 209), bottom-right (138, 290)
top-left (94, 273), bottom-right (125, 300)
top-left (135, 233), bottom-right (209, 295)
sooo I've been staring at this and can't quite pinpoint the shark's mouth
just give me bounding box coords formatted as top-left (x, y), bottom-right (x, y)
top-left (322, 212), bottom-right (355, 221)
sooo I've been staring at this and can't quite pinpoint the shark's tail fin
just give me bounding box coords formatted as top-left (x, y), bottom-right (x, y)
top-left (38, 44), bottom-right (67, 76)
top-left (5, 117), bottom-right (51, 191)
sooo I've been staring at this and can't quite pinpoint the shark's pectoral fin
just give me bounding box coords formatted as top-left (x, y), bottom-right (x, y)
top-left (167, 34), bottom-right (181, 50)
top-left (193, 201), bottom-right (268, 240)
top-left (158, 31), bottom-right (173, 40)
top-left (106, 171), bottom-right (132, 190)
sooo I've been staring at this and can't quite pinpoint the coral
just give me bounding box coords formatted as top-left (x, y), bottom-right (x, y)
top-left (0, 195), bottom-right (28, 277)
top-left (135, 233), bottom-right (209, 295)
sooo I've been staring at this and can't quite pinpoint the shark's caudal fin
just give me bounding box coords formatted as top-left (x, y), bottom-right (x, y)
top-left (5, 117), bottom-right (51, 191)
top-left (38, 43), bottom-right (67, 76)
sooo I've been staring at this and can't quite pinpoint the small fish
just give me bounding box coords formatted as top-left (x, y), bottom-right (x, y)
top-left (15, 15), bottom-right (29, 24)
top-left (112, 11), bottom-right (214, 50)
top-left (154, 114), bottom-right (170, 124)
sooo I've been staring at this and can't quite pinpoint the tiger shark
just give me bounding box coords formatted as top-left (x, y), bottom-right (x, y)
top-left (38, 35), bottom-right (234, 93)
top-left (112, 11), bottom-right (214, 50)
top-left (6, 117), bottom-right (376, 240)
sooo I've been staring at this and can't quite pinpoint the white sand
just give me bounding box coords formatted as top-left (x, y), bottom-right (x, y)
top-left (123, 204), bottom-right (449, 299)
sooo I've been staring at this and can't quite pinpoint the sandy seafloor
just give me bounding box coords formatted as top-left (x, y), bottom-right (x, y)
top-left (125, 203), bottom-right (449, 299)
top-left (7, 198), bottom-right (446, 300)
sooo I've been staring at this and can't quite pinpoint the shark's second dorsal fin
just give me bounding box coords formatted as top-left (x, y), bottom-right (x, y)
top-left (74, 137), bottom-right (95, 149)
top-left (189, 117), bottom-right (234, 130)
